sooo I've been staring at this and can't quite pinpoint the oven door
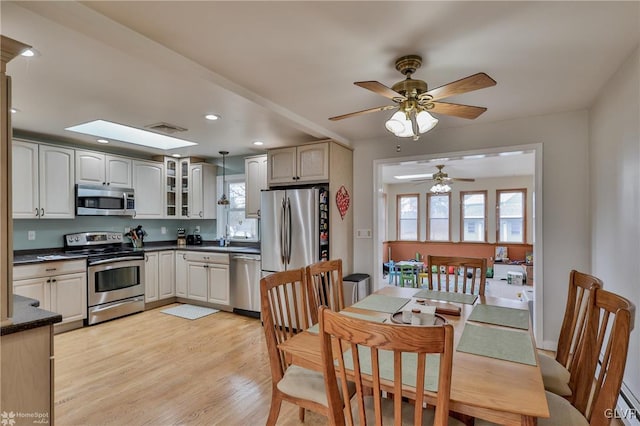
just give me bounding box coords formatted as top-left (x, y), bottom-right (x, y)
top-left (87, 257), bottom-right (145, 307)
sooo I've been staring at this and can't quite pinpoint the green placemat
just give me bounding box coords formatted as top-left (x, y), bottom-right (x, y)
top-left (457, 323), bottom-right (536, 366)
top-left (413, 289), bottom-right (477, 305)
top-left (340, 346), bottom-right (440, 392)
top-left (351, 294), bottom-right (411, 313)
top-left (307, 311), bottom-right (386, 334)
top-left (468, 304), bottom-right (529, 330)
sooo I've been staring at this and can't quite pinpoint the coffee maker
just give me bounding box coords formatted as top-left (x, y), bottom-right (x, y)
top-left (177, 228), bottom-right (186, 247)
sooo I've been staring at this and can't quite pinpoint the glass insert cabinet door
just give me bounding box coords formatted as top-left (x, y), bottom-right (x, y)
top-left (180, 159), bottom-right (190, 218)
top-left (165, 158), bottom-right (177, 217)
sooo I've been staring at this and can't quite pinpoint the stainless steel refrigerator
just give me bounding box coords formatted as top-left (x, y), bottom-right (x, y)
top-left (260, 187), bottom-right (329, 275)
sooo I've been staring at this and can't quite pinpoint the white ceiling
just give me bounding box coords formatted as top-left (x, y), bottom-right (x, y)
top-left (2, 1), bottom-right (639, 164)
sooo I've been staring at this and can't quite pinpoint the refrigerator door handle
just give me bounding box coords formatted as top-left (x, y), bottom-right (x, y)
top-left (280, 198), bottom-right (287, 264)
top-left (286, 197), bottom-right (292, 264)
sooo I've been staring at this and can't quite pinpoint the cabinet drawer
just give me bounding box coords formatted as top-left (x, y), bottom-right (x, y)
top-left (183, 252), bottom-right (229, 265)
top-left (14, 259), bottom-right (86, 280)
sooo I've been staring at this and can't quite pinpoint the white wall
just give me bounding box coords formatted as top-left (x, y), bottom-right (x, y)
top-left (589, 46), bottom-right (640, 402)
top-left (386, 176), bottom-right (534, 243)
top-left (352, 109), bottom-right (591, 347)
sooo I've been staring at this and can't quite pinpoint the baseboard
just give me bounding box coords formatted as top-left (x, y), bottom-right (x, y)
top-left (144, 297), bottom-right (177, 310)
top-left (174, 297), bottom-right (233, 313)
top-left (539, 340), bottom-right (558, 351)
top-left (54, 319), bottom-right (84, 334)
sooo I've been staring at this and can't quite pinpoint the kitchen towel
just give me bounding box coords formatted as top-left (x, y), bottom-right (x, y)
top-left (161, 304), bottom-right (219, 320)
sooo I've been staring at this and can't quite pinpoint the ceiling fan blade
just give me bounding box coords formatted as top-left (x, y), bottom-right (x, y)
top-left (329, 105), bottom-right (396, 121)
top-left (452, 177), bottom-right (476, 182)
top-left (425, 73), bottom-right (496, 101)
top-left (355, 81), bottom-right (406, 101)
top-left (429, 101), bottom-right (488, 119)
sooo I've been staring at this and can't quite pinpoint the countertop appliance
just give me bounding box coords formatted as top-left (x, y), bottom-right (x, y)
top-left (230, 254), bottom-right (261, 318)
top-left (76, 184), bottom-right (135, 216)
top-left (177, 228), bottom-right (187, 247)
top-left (260, 187), bottom-right (329, 274)
top-left (65, 231), bottom-right (145, 325)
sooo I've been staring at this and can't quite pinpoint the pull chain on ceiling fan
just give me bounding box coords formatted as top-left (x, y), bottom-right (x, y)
top-left (329, 55), bottom-right (496, 140)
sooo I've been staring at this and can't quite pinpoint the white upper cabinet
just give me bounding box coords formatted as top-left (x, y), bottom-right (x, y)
top-left (76, 150), bottom-right (132, 188)
top-left (133, 160), bottom-right (165, 219)
top-left (267, 142), bottom-right (329, 186)
top-left (244, 154), bottom-right (267, 218)
top-left (13, 140), bottom-right (75, 219)
top-left (189, 163), bottom-right (216, 219)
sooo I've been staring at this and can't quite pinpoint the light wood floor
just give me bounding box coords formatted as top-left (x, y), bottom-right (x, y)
top-left (54, 303), bottom-right (326, 426)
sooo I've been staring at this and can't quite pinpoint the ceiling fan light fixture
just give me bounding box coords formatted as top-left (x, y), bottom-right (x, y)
top-left (385, 109), bottom-right (438, 139)
top-left (430, 183), bottom-right (451, 194)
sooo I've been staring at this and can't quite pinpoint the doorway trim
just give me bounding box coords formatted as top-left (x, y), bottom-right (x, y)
top-left (372, 143), bottom-right (544, 346)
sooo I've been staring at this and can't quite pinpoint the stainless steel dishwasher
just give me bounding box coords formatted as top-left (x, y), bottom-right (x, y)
top-left (230, 254), bottom-right (262, 318)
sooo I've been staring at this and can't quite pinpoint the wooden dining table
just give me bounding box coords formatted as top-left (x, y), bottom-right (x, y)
top-left (278, 286), bottom-right (549, 425)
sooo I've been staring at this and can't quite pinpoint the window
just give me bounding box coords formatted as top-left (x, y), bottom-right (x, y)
top-left (461, 191), bottom-right (487, 242)
top-left (497, 189), bottom-right (526, 243)
top-left (217, 174), bottom-right (259, 241)
top-left (396, 194), bottom-right (419, 240)
top-left (427, 193), bottom-right (450, 241)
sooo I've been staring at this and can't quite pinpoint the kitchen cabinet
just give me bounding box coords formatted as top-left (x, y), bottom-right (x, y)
top-left (12, 140), bottom-right (75, 219)
top-left (133, 159), bottom-right (165, 219)
top-left (145, 251), bottom-right (175, 303)
top-left (13, 260), bottom-right (87, 325)
top-left (175, 251), bottom-right (188, 297)
top-left (189, 162), bottom-right (217, 219)
top-left (267, 142), bottom-right (329, 186)
top-left (180, 252), bottom-right (230, 306)
top-left (244, 154), bottom-right (267, 217)
top-left (76, 150), bottom-right (132, 187)
top-left (144, 252), bottom-right (159, 302)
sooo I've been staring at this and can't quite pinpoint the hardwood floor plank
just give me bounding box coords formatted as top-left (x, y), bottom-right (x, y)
top-left (54, 304), bottom-right (326, 425)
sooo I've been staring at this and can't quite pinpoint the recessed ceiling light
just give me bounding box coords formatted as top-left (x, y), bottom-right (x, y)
top-left (205, 114), bottom-right (221, 121)
top-left (253, 141), bottom-right (264, 146)
top-left (20, 49), bottom-right (36, 57)
top-left (97, 139), bottom-right (109, 144)
top-left (10, 108), bottom-right (19, 114)
top-left (66, 120), bottom-right (198, 150)
top-left (171, 154), bottom-right (181, 158)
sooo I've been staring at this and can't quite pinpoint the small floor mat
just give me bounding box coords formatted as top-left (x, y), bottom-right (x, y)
top-left (161, 304), bottom-right (219, 320)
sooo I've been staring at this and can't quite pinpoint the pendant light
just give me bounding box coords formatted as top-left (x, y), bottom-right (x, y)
top-left (217, 150), bottom-right (230, 206)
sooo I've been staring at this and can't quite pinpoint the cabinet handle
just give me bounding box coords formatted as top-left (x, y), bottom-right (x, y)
top-left (292, 177), bottom-right (297, 181)
top-left (51, 279), bottom-right (56, 283)
top-left (199, 211), bottom-right (203, 218)
top-left (40, 208), bottom-right (44, 217)
top-left (145, 255), bottom-right (149, 261)
top-left (182, 254), bottom-right (186, 260)
top-left (46, 279), bottom-right (51, 283)
top-left (103, 182), bottom-right (106, 185)
top-left (35, 208), bottom-right (40, 217)
top-left (107, 182), bottom-right (110, 186)
top-left (45, 268), bottom-right (57, 272)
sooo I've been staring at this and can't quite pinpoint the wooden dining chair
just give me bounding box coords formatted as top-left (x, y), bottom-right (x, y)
top-left (478, 288), bottom-right (635, 426)
top-left (306, 259), bottom-right (345, 324)
top-left (318, 306), bottom-right (465, 426)
top-left (261, 269), bottom-right (333, 425)
top-left (426, 255), bottom-right (487, 296)
top-left (538, 270), bottom-right (602, 398)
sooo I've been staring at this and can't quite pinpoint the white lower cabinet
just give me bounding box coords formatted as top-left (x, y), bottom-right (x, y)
top-left (175, 251), bottom-right (230, 306)
top-left (175, 251), bottom-right (188, 297)
top-left (13, 260), bottom-right (87, 325)
top-left (145, 251), bottom-right (175, 303)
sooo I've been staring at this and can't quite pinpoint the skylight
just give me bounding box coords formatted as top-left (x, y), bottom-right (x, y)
top-left (65, 120), bottom-right (197, 150)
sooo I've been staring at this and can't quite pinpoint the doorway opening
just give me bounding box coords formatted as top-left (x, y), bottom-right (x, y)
top-left (372, 144), bottom-right (543, 344)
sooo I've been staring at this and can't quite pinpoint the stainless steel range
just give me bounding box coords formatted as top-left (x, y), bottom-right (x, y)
top-left (65, 231), bottom-right (145, 325)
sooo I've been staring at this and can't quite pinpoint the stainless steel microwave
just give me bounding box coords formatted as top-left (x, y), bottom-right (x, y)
top-left (76, 184), bottom-right (135, 216)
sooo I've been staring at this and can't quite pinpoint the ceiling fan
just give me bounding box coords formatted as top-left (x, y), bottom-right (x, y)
top-left (413, 164), bottom-right (475, 193)
top-left (329, 55), bottom-right (496, 140)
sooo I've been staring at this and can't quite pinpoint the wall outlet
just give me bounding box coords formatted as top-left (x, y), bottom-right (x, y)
top-left (28, 230), bottom-right (36, 241)
top-left (161, 226), bottom-right (167, 235)
top-left (356, 229), bottom-right (372, 238)
top-left (194, 225), bottom-right (200, 233)
top-left (124, 227), bottom-right (130, 234)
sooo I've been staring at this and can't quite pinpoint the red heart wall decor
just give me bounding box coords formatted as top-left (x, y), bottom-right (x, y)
top-left (335, 185), bottom-right (350, 220)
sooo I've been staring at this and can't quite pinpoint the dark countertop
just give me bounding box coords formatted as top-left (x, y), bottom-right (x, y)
top-left (1, 295), bottom-right (62, 336)
top-left (13, 241), bottom-right (260, 265)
